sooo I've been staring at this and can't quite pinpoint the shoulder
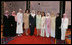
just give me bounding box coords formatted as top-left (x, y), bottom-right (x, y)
top-left (29, 14), bottom-right (31, 17)
top-left (17, 13), bottom-right (19, 14)
top-left (9, 15), bottom-right (14, 18)
top-left (66, 18), bottom-right (68, 21)
top-left (24, 13), bottom-right (26, 15)
top-left (43, 16), bottom-right (45, 18)
top-left (3, 15), bottom-right (6, 17)
top-left (17, 13), bottom-right (19, 15)
top-left (21, 13), bottom-right (23, 15)
top-left (35, 15), bottom-right (36, 17)
top-left (62, 18), bottom-right (63, 20)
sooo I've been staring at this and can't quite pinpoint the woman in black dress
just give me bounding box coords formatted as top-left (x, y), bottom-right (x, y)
top-left (10, 11), bottom-right (17, 37)
top-left (55, 13), bottom-right (61, 39)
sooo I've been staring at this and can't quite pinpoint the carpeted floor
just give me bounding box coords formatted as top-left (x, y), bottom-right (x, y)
top-left (7, 28), bottom-right (55, 44)
top-left (1, 28), bottom-right (55, 44)
top-left (7, 35), bottom-right (55, 44)
top-left (1, 26), bottom-right (71, 44)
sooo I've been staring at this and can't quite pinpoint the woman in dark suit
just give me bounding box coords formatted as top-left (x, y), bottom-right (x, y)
top-left (29, 10), bottom-right (36, 36)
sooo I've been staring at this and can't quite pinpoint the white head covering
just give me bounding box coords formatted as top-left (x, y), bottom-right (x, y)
top-left (31, 10), bottom-right (35, 17)
top-left (19, 8), bottom-right (22, 13)
top-left (19, 8), bottom-right (22, 11)
top-left (46, 13), bottom-right (50, 16)
top-left (5, 10), bottom-right (8, 14)
top-left (46, 13), bottom-right (50, 18)
top-left (4, 10), bottom-right (9, 16)
top-left (63, 13), bottom-right (67, 18)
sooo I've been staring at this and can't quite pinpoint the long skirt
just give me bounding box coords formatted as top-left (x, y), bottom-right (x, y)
top-left (3, 26), bottom-right (10, 37)
top-left (61, 28), bottom-right (66, 40)
top-left (10, 22), bottom-right (16, 37)
top-left (51, 29), bottom-right (55, 38)
top-left (16, 23), bottom-right (23, 34)
top-left (45, 25), bottom-right (50, 37)
top-left (40, 29), bottom-right (45, 37)
top-left (55, 27), bottom-right (61, 39)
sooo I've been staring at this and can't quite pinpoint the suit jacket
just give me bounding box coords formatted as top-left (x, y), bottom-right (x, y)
top-left (29, 14), bottom-right (36, 27)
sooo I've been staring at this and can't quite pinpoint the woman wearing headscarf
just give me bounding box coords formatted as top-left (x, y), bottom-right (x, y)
top-left (36, 11), bottom-right (41, 36)
top-left (40, 12), bottom-right (45, 37)
top-left (16, 9), bottom-right (23, 36)
top-left (3, 10), bottom-right (16, 37)
top-left (29, 10), bottom-right (36, 36)
top-left (50, 12), bottom-right (56, 38)
top-left (12, 11), bottom-right (17, 22)
top-left (23, 9), bottom-right (30, 36)
top-left (3, 11), bottom-right (10, 37)
top-left (10, 11), bottom-right (17, 37)
top-left (45, 13), bottom-right (51, 37)
top-left (55, 13), bottom-right (61, 39)
top-left (61, 13), bottom-right (68, 40)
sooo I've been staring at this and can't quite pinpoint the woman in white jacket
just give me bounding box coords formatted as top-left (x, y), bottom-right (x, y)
top-left (61, 13), bottom-right (68, 40)
top-left (16, 9), bottom-right (23, 36)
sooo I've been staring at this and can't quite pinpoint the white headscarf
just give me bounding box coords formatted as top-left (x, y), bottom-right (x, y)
top-left (4, 10), bottom-right (9, 17)
top-left (31, 10), bottom-right (35, 17)
top-left (46, 13), bottom-right (50, 18)
top-left (63, 13), bottom-right (68, 18)
top-left (19, 8), bottom-right (22, 13)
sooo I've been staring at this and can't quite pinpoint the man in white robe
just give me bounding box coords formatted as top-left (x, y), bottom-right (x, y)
top-left (16, 9), bottom-right (23, 36)
top-left (61, 13), bottom-right (68, 40)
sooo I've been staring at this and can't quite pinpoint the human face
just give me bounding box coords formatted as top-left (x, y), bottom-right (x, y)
top-left (19, 9), bottom-right (22, 13)
top-left (47, 14), bottom-right (49, 17)
top-left (32, 10), bottom-right (35, 14)
top-left (5, 11), bottom-right (9, 15)
top-left (12, 11), bottom-right (16, 15)
top-left (26, 10), bottom-right (29, 13)
top-left (56, 14), bottom-right (59, 17)
top-left (63, 14), bottom-right (67, 18)
top-left (42, 12), bottom-right (44, 16)
top-left (38, 11), bottom-right (41, 15)
top-left (46, 13), bottom-right (50, 17)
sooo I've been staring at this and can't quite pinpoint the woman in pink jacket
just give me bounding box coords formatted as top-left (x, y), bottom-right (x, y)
top-left (45, 13), bottom-right (51, 37)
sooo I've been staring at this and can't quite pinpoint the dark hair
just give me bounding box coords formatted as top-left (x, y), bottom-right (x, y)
top-left (41, 12), bottom-right (45, 16)
top-left (57, 13), bottom-right (61, 17)
top-left (37, 11), bottom-right (41, 14)
top-left (25, 9), bottom-right (30, 13)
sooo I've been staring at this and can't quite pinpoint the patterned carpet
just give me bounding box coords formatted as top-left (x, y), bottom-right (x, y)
top-left (1, 25), bottom-right (71, 44)
top-left (1, 36), bottom-right (17, 44)
top-left (1, 34), bottom-right (71, 44)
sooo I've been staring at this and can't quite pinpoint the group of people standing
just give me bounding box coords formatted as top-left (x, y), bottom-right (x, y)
top-left (3, 9), bottom-right (68, 41)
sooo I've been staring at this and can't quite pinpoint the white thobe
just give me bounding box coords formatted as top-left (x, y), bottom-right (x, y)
top-left (61, 18), bottom-right (68, 40)
top-left (16, 12), bottom-right (23, 34)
